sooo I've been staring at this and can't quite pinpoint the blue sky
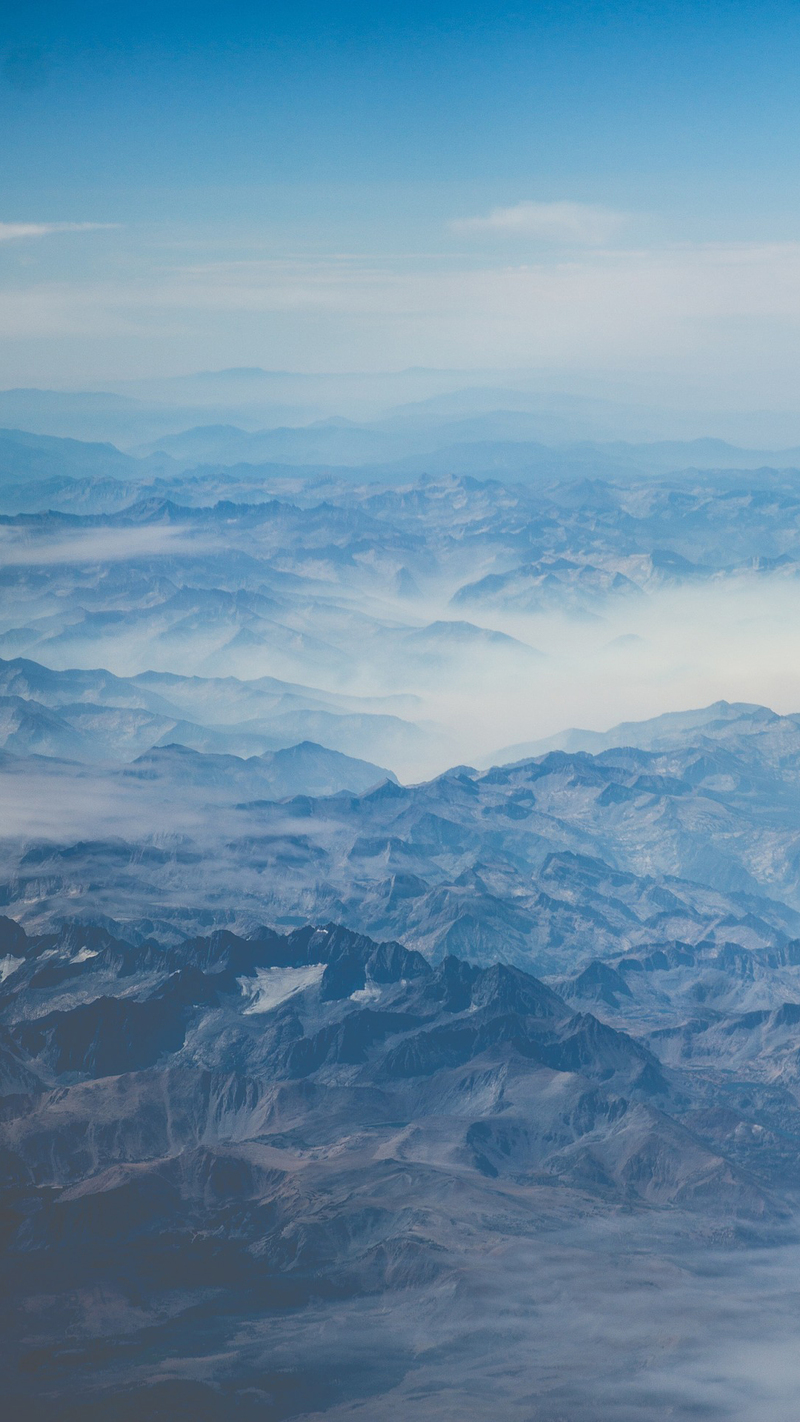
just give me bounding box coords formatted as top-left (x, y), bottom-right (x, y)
top-left (4, 2), bottom-right (800, 402)
top-left (6, 2), bottom-right (800, 222)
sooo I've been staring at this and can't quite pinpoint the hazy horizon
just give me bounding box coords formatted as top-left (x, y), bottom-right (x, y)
top-left (5, 3), bottom-right (800, 419)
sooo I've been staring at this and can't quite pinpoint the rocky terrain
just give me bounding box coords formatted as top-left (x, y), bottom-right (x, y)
top-left (6, 435), bottom-right (800, 689)
top-left (4, 912), bottom-right (800, 1420)
top-left (6, 412), bottom-right (800, 1417)
top-left (5, 690), bottom-right (800, 968)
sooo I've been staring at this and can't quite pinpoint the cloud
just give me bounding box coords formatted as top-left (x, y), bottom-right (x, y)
top-left (452, 199), bottom-right (626, 244)
top-left (0, 222), bottom-right (116, 242)
top-left (0, 525), bottom-right (212, 566)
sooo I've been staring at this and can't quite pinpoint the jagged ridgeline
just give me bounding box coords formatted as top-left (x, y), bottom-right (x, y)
top-left (7, 691), bottom-right (800, 969)
top-left (3, 913), bottom-right (800, 1419)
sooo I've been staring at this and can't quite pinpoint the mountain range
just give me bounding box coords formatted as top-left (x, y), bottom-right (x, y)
top-left (0, 655), bottom-right (422, 768)
top-left (6, 450), bottom-right (800, 777)
top-left (3, 910), bottom-right (799, 1420)
top-left (4, 676), bottom-right (800, 972)
top-left (7, 385), bottom-right (800, 1418)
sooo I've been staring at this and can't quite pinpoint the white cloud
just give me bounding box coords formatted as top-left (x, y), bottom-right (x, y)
top-left (452, 200), bottom-right (626, 244)
top-left (0, 222), bottom-right (116, 242)
top-left (0, 526), bottom-right (213, 566)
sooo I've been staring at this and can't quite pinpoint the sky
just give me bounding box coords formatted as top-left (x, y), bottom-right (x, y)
top-left (4, 1), bottom-right (800, 406)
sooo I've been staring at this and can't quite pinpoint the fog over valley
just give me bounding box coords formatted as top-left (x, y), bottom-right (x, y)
top-left (5, 412), bottom-right (800, 779)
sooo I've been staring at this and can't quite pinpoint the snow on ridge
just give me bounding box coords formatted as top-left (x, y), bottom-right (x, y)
top-left (72, 947), bottom-right (99, 963)
top-left (239, 963), bottom-right (326, 1014)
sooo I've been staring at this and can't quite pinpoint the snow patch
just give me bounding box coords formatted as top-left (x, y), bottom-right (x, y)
top-left (351, 983), bottom-right (382, 1003)
top-left (239, 963), bottom-right (326, 1015)
top-left (0, 955), bottom-right (22, 982)
top-left (72, 948), bottom-right (99, 964)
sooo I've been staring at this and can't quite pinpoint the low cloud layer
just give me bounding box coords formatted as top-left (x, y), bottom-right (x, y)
top-left (0, 524), bottom-right (213, 566)
top-left (308, 1226), bottom-right (800, 1422)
